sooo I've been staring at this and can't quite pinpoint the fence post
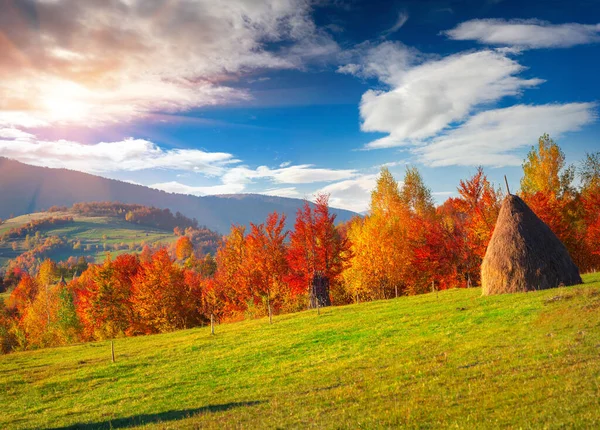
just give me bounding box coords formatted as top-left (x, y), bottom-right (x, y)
top-left (111, 341), bottom-right (115, 363)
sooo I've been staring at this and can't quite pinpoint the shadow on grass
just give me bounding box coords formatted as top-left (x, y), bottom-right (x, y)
top-left (50, 401), bottom-right (265, 429)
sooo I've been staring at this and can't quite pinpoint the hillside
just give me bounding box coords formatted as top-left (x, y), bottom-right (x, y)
top-left (0, 158), bottom-right (357, 234)
top-left (1, 273), bottom-right (599, 429)
top-left (0, 206), bottom-right (220, 270)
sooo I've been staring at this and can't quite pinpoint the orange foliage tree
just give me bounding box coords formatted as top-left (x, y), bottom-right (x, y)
top-left (244, 212), bottom-right (289, 319)
top-left (130, 249), bottom-right (203, 334)
top-left (74, 254), bottom-right (140, 340)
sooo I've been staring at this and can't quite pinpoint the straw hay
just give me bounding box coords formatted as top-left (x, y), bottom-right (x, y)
top-left (481, 194), bottom-right (582, 295)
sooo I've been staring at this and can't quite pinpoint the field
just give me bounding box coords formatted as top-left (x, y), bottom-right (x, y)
top-left (1, 273), bottom-right (599, 429)
top-left (0, 211), bottom-right (177, 268)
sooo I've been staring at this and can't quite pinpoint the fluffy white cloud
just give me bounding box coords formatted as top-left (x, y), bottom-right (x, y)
top-left (221, 165), bottom-right (357, 186)
top-left (338, 41), bottom-right (420, 86)
top-left (416, 103), bottom-right (597, 167)
top-left (0, 0), bottom-right (338, 128)
top-left (351, 49), bottom-right (542, 147)
top-left (444, 19), bottom-right (600, 49)
top-left (340, 37), bottom-right (597, 169)
top-left (0, 137), bottom-right (236, 174)
top-left (317, 174), bottom-right (379, 212)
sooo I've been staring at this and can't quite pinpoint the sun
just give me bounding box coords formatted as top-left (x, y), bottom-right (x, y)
top-left (41, 81), bottom-right (92, 123)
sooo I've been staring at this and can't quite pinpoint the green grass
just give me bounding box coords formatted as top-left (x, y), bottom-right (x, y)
top-left (2, 274), bottom-right (600, 429)
top-left (0, 211), bottom-right (176, 267)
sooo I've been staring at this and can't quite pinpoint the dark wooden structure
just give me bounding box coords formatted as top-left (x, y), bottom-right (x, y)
top-left (309, 272), bottom-right (331, 308)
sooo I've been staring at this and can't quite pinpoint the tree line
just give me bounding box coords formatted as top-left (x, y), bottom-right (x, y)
top-left (0, 134), bottom-right (598, 353)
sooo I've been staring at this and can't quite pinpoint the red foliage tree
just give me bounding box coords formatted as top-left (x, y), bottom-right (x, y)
top-left (287, 194), bottom-right (350, 300)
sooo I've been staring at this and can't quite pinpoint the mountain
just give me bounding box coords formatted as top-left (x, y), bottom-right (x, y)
top-left (0, 157), bottom-right (358, 233)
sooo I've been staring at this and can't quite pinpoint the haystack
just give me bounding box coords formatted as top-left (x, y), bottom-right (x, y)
top-left (481, 194), bottom-right (582, 295)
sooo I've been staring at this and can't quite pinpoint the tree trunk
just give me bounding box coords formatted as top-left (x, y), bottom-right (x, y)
top-left (267, 297), bottom-right (272, 324)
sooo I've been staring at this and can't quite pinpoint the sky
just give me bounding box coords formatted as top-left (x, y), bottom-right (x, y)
top-left (0, 0), bottom-right (599, 213)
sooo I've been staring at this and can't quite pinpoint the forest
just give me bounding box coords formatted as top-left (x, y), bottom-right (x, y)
top-left (0, 134), bottom-right (599, 353)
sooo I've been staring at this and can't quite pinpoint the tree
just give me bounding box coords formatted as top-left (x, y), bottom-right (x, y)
top-left (244, 212), bottom-right (289, 321)
top-left (576, 152), bottom-right (600, 267)
top-left (287, 194), bottom-right (350, 306)
top-left (521, 134), bottom-right (574, 198)
top-left (401, 166), bottom-right (435, 218)
top-left (371, 167), bottom-right (403, 216)
top-left (7, 274), bottom-right (39, 316)
top-left (175, 236), bottom-right (194, 261)
top-left (214, 225), bottom-right (250, 315)
top-left (345, 168), bottom-right (412, 300)
top-left (520, 135), bottom-right (582, 268)
top-left (74, 254), bottom-right (140, 340)
top-left (455, 167), bottom-right (501, 284)
top-left (580, 152), bottom-right (600, 190)
top-left (131, 249), bottom-right (201, 333)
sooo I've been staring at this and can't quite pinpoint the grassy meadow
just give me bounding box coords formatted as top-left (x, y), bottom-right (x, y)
top-left (0, 211), bottom-right (177, 268)
top-left (1, 273), bottom-right (599, 429)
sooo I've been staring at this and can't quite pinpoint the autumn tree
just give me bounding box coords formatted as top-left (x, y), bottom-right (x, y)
top-left (244, 212), bottom-right (289, 321)
top-left (131, 249), bottom-right (202, 333)
top-left (579, 152), bottom-right (600, 267)
top-left (74, 254), bottom-right (140, 340)
top-left (521, 134), bottom-right (575, 197)
top-left (214, 225), bottom-right (250, 315)
top-left (175, 236), bottom-right (194, 261)
top-left (520, 134), bottom-right (583, 268)
top-left (7, 274), bottom-right (39, 316)
top-left (344, 168), bottom-right (411, 300)
top-left (401, 166), bottom-right (435, 218)
top-left (454, 167), bottom-right (501, 284)
top-left (287, 194), bottom-right (349, 306)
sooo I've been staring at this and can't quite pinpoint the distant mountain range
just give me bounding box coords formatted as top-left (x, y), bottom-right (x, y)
top-left (0, 157), bottom-right (358, 234)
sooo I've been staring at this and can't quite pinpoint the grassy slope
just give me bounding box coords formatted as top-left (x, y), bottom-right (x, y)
top-left (0, 211), bottom-right (176, 267)
top-left (2, 274), bottom-right (600, 429)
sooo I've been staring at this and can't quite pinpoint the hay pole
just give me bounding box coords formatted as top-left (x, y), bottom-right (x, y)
top-left (504, 175), bottom-right (511, 195)
top-left (111, 341), bottom-right (115, 363)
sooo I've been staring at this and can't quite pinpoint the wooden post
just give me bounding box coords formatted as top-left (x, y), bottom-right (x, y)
top-left (111, 341), bottom-right (115, 363)
top-left (504, 175), bottom-right (511, 195)
top-left (210, 313), bottom-right (215, 335)
top-left (317, 298), bottom-right (320, 316)
top-left (395, 285), bottom-right (398, 298)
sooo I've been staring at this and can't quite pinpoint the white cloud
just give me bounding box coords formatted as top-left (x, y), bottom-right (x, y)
top-left (337, 41), bottom-right (420, 86)
top-left (0, 0), bottom-right (338, 128)
top-left (0, 128), bottom-right (35, 139)
top-left (0, 137), bottom-right (236, 175)
top-left (444, 19), bottom-right (600, 49)
top-left (150, 181), bottom-right (246, 196)
top-left (416, 103), bottom-right (597, 167)
top-left (382, 12), bottom-right (409, 36)
top-left (261, 187), bottom-right (302, 198)
top-left (341, 38), bottom-right (597, 169)
top-left (354, 49), bottom-right (542, 148)
top-left (317, 174), bottom-right (378, 212)
top-left (221, 165), bottom-right (357, 186)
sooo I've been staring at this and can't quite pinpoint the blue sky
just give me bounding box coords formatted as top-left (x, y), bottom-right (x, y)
top-left (0, 0), bottom-right (598, 212)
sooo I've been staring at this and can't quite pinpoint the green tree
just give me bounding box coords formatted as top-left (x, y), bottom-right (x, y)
top-left (401, 166), bottom-right (435, 217)
top-left (579, 152), bottom-right (600, 191)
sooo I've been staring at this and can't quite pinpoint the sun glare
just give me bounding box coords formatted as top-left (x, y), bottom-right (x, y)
top-left (41, 82), bottom-right (92, 123)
